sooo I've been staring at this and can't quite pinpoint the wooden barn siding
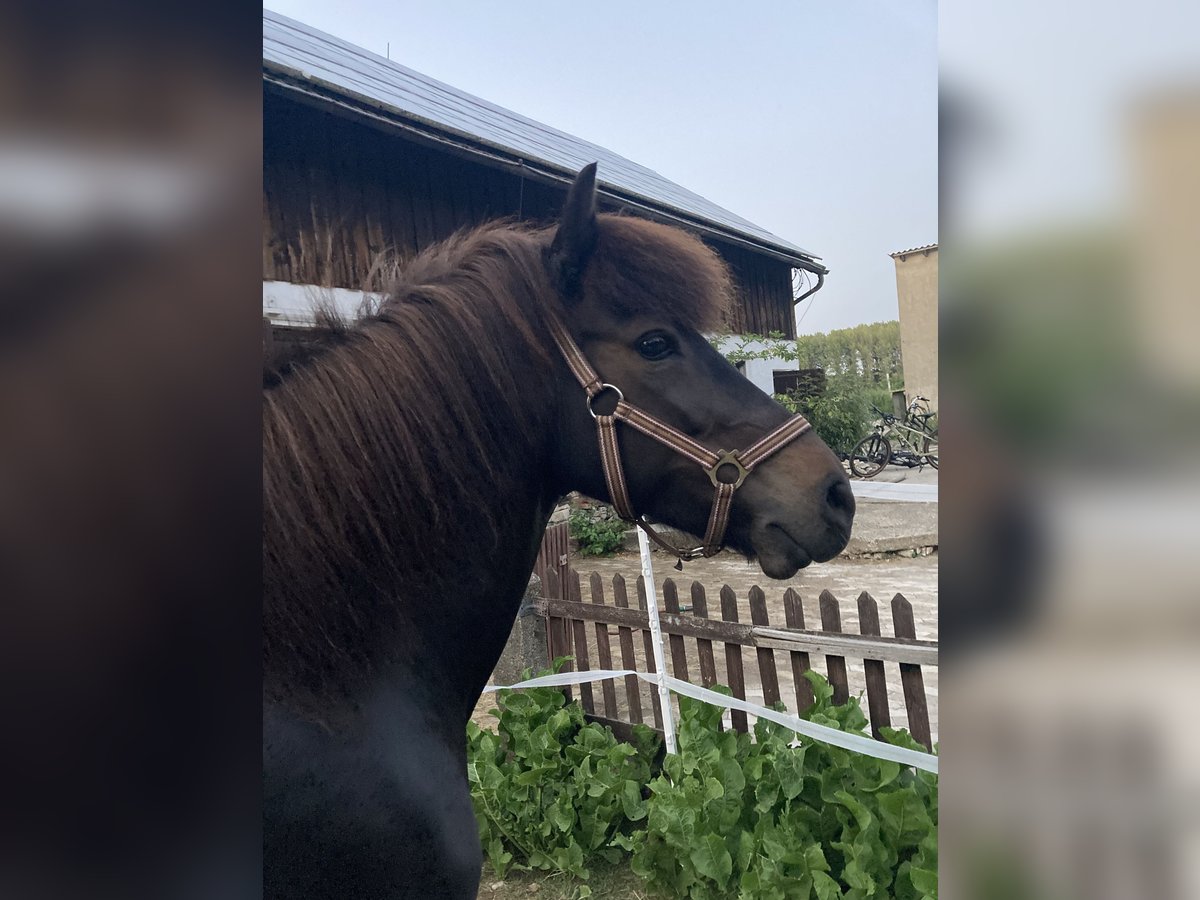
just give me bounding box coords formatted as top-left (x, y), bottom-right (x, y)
top-left (264, 93), bottom-right (795, 336)
top-left (717, 242), bottom-right (796, 339)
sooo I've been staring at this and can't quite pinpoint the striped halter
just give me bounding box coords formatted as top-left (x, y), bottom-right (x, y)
top-left (547, 317), bottom-right (813, 566)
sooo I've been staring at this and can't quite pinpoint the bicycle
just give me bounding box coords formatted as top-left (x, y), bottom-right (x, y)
top-left (848, 396), bottom-right (938, 478)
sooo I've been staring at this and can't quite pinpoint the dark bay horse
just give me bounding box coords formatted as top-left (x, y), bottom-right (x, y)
top-left (262, 164), bottom-right (854, 898)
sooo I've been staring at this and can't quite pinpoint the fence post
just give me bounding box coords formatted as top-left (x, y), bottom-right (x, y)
top-left (783, 588), bottom-right (814, 713)
top-left (569, 573), bottom-right (594, 714)
top-left (819, 591), bottom-right (850, 706)
top-left (720, 585), bottom-right (749, 733)
top-left (856, 592), bottom-right (892, 740)
top-left (533, 522), bottom-right (571, 598)
top-left (661, 579), bottom-right (692, 683)
top-left (748, 586), bottom-right (782, 709)
top-left (689, 583), bottom-right (720, 689)
top-left (543, 568), bottom-right (572, 700)
top-left (891, 593), bottom-right (933, 751)
top-left (589, 573), bottom-right (618, 719)
top-left (611, 575), bottom-right (643, 724)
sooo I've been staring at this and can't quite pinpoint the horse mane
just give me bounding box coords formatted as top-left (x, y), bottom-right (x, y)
top-left (262, 213), bottom-right (732, 696)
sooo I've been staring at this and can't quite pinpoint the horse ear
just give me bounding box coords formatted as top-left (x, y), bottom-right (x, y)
top-left (547, 162), bottom-right (599, 299)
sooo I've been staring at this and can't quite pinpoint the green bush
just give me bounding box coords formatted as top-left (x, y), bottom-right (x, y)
top-left (569, 507), bottom-right (628, 556)
top-left (710, 328), bottom-right (905, 457)
top-left (778, 377), bottom-right (896, 456)
top-left (469, 670), bottom-right (938, 898)
top-left (467, 665), bottom-right (661, 879)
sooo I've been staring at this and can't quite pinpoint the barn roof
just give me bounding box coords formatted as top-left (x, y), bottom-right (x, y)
top-left (263, 9), bottom-right (822, 269)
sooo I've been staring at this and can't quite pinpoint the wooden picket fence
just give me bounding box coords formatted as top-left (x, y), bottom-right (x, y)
top-left (537, 568), bottom-right (936, 752)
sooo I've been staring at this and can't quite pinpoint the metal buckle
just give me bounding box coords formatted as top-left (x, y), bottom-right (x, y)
top-left (587, 383), bottom-right (624, 419)
top-left (706, 450), bottom-right (749, 489)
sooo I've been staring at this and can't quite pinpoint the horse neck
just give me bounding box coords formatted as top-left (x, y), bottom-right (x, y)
top-left (263, 310), bottom-right (560, 725)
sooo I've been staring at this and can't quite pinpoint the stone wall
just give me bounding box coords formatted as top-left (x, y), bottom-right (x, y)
top-left (489, 575), bottom-right (549, 687)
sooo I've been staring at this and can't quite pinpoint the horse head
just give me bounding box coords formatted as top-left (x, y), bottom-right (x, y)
top-left (545, 164), bottom-right (854, 579)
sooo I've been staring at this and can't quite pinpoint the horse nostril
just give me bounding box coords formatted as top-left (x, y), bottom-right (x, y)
top-left (826, 476), bottom-right (856, 519)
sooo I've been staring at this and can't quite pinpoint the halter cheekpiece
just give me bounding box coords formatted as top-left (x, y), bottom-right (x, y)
top-left (547, 316), bottom-right (812, 568)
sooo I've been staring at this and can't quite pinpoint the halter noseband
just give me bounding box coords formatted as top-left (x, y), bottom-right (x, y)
top-left (547, 316), bottom-right (812, 567)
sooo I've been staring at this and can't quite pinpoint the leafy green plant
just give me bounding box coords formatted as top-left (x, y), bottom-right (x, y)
top-left (468, 669), bottom-right (937, 898)
top-left (710, 327), bottom-right (903, 456)
top-left (777, 377), bottom-right (896, 455)
top-left (467, 665), bottom-right (661, 880)
top-left (569, 507), bottom-right (628, 557)
top-left (621, 674), bottom-right (937, 899)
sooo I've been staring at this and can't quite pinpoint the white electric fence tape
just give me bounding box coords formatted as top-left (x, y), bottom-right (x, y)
top-left (636, 528), bottom-right (677, 755)
top-left (480, 668), bottom-right (938, 774)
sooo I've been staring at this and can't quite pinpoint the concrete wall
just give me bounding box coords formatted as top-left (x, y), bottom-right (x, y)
top-left (489, 576), bottom-right (549, 687)
top-left (892, 247), bottom-right (939, 410)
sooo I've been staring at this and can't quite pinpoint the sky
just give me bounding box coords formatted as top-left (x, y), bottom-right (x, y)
top-left (940, 0), bottom-right (1200, 241)
top-left (265, 1), bottom-right (937, 335)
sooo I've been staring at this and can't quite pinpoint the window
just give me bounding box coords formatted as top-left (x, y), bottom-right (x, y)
top-left (772, 368), bottom-right (826, 398)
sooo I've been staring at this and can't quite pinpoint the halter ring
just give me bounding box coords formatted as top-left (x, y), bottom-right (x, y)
top-left (706, 450), bottom-right (749, 489)
top-left (586, 384), bottom-right (624, 419)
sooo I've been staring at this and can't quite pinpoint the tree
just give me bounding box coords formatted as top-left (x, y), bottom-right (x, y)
top-left (711, 321), bottom-right (904, 454)
top-left (713, 321), bottom-right (903, 385)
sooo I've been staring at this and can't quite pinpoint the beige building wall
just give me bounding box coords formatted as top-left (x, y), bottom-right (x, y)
top-left (891, 245), bottom-right (939, 411)
top-left (1131, 95), bottom-right (1200, 388)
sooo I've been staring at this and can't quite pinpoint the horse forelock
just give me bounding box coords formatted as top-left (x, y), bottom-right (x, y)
top-left (587, 214), bottom-right (735, 333)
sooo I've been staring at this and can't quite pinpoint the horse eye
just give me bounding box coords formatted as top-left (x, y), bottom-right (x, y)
top-left (636, 333), bottom-right (674, 360)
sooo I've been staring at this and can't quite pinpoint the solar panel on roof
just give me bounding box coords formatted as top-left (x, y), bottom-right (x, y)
top-left (263, 9), bottom-right (819, 264)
